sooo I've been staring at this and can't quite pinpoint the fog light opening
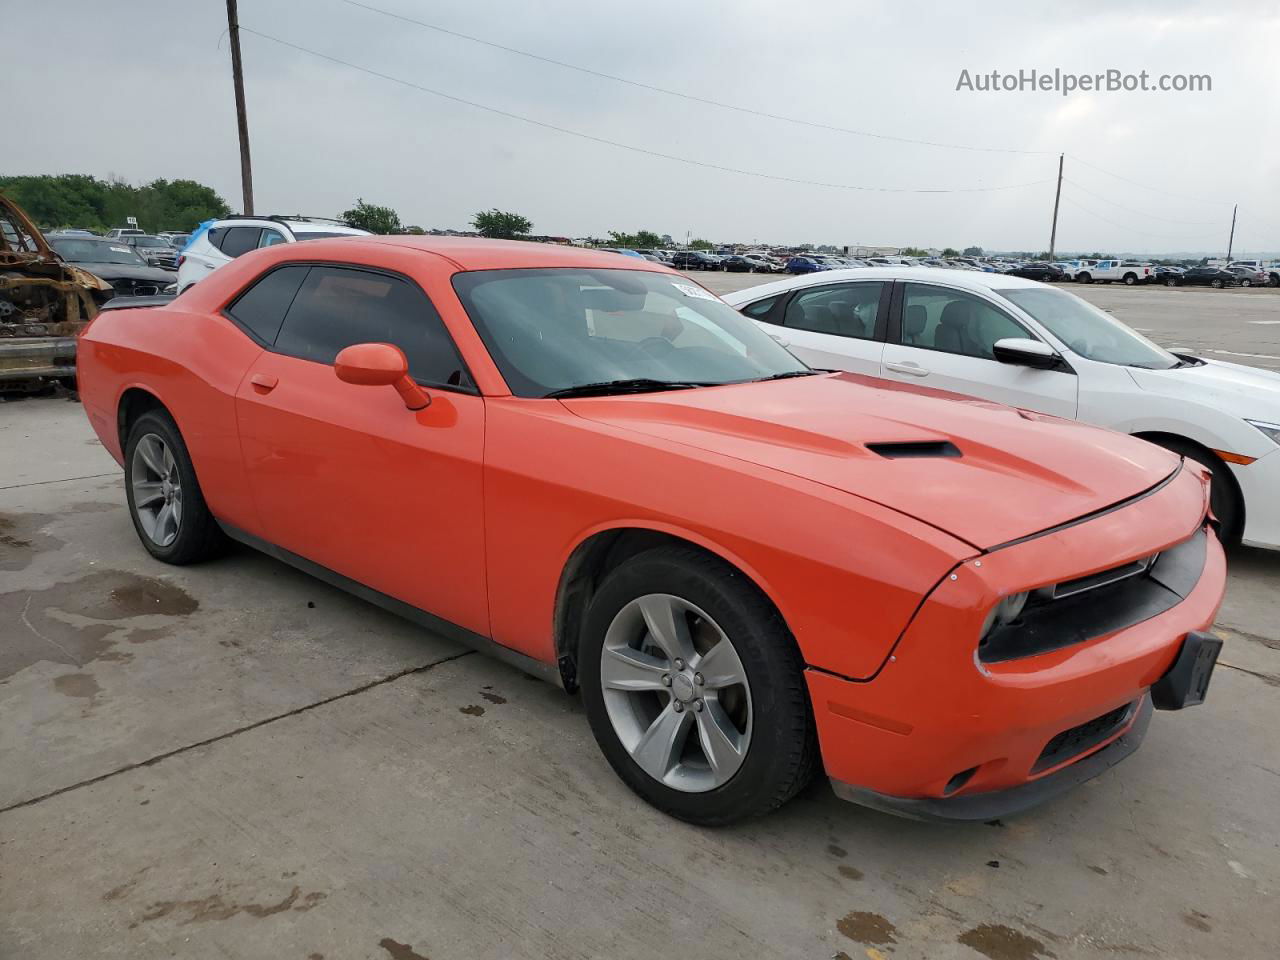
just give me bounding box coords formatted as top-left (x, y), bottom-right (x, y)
top-left (943, 766), bottom-right (978, 796)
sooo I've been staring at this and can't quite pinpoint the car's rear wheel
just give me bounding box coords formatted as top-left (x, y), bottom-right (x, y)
top-left (1166, 278), bottom-right (1178, 287)
top-left (1211, 278), bottom-right (1224, 288)
top-left (1124, 273), bottom-right (1137, 285)
top-left (579, 546), bottom-right (816, 825)
top-left (124, 410), bottom-right (225, 564)
top-left (1241, 278), bottom-right (1252, 287)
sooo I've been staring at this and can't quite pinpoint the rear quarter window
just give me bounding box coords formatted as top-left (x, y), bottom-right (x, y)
top-left (224, 265), bottom-right (310, 345)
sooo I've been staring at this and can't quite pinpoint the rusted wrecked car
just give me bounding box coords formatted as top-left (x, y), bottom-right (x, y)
top-left (0, 191), bottom-right (114, 390)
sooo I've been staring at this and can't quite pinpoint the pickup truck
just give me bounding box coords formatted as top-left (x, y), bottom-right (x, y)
top-left (1074, 260), bottom-right (1153, 285)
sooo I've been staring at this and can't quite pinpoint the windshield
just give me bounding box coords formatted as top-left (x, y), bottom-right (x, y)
top-left (50, 238), bottom-right (148, 265)
top-left (132, 236), bottom-right (169, 248)
top-left (996, 287), bottom-right (1179, 370)
top-left (453, 268), bottom-right (811, 397)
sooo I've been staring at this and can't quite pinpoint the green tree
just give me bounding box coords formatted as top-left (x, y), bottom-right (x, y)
top-left (941, 247), bottom-right (960, 258)
top-left (689, 238), bottom-right (713, 250)
top-left (607, 229), bottom-right (662, 249)
top-left (342, 198), bottom-right (402, 235)
top-left (0, 174), bottom-right (230, 232)
top-left (902, 246), bottom-right (929, 257)
top-left (963, 246), bottom-right (984, 257)
top-left (472, 208), bottom-right (532, 239)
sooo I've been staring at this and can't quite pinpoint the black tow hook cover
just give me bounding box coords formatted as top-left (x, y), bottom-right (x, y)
top-left (1151, 631), bottom-right (1222, 710)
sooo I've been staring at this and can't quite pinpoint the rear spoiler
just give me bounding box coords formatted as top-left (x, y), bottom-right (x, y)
top-left (100, 294), bottom-right (177, 311)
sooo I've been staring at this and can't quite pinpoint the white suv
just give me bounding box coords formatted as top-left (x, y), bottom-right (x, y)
top-left (176, 216), bottom-right (370, 292)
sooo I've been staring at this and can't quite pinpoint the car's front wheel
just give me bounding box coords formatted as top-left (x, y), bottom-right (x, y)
top-left (579, 546), bottom-right (816, 825)
top-left (124, 409), bottom-right (225, 564)
top-left (1211, 278), bottom-right (1224, 289)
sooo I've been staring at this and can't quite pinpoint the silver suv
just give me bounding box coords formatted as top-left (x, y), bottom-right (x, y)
top-left (176, 216), bottom-right (370, 292)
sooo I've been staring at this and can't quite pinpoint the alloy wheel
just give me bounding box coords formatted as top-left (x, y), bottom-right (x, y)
top-left (599, 593), bottom-right (752, 792)
top-left (131, 433), bottom-right (182, 547)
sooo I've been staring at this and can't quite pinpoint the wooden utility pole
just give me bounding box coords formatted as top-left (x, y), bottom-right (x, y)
top-left (227, 0), bottom-right (254, 215)
top-left (1048, 153), bottom-right (1063, 259)
top-left (1226, 203), bottom-right (1237, 261)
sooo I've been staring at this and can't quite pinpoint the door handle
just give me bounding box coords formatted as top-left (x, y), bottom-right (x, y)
top-left (250, 373), bottom-right (278, 393)
top-left (885, 361), bottom-right (929, 377)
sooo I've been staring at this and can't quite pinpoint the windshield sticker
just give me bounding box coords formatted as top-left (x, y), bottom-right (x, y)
top-left (672, 282), bottom-right (719, 302)
top-left (110, 246), bottom-right (130, 253)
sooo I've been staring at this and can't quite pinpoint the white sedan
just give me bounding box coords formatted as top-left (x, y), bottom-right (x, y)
top-left (723, 267), bottom-right (1280, 550)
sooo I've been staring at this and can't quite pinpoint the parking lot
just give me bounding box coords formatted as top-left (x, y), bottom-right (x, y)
top-left (2, 284), bottom-right (1278, 960)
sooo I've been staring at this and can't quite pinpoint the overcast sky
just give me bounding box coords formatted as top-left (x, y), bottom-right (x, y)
top-left (10, 0), bottom-right (1279, 253)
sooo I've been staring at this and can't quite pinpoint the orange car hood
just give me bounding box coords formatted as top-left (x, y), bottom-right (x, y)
top-left (562, 372), bottom-right (1179, 550)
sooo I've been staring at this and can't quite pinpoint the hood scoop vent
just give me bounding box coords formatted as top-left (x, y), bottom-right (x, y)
top-left (866, 440), bottom-right (962, 460)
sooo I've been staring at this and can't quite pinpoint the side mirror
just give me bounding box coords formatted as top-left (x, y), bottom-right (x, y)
top-left (334, 343), bottom-right (430, 410)
top-left (992, 337), bottom-right (1061, 370)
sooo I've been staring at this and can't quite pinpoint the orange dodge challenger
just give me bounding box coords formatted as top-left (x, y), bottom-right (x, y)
top-left (78, 237), bottom-right (1225, 825)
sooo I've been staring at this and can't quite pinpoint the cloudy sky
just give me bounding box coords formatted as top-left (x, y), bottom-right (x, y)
top-left (10, 0), bottom-right (1279, 253)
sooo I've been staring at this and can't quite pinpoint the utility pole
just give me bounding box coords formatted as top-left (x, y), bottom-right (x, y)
top-left (227, 0), bottom-right (254, 215)
top-left (1048, 153), bottom-right (1063, 259)
top-left (1226, 203), bottom-right (1237, 261)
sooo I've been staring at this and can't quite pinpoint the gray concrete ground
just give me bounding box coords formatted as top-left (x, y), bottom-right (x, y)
top-left (3, 286), bottom-right (1280, 959)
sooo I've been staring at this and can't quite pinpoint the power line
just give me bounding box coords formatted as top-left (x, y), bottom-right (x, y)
top-left (241, 27), bottom-right (1055, 195)
top-left (1061, 178), bottom-right (1225, 226)
top-left (1057, 191), bottom-right (1210, 243)
top-left (336, 0), bottom-right (1055, 157)
top-left (1065, 153), bottom-right (1227, 206)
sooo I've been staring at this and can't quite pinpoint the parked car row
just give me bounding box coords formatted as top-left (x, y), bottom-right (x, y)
top-left (80, 238), bottom-right (1235, 828)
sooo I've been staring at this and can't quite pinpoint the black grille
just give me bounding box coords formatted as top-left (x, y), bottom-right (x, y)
top-left (1033, 701), bottom-right (1135, 774)
top-left (111, 279), bottom-right (162, 297)
top-left (979, 527), bottom-right (1207, 663)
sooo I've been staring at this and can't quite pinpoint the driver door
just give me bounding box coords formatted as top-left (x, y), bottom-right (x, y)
top-left (232, 263), bottom-right (490, 636)
top-left (881, 282), bottom-right (1078, 417)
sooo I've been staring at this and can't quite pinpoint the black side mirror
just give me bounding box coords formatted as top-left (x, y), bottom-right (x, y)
top-left (993, 337), bottom-right (1062, 370)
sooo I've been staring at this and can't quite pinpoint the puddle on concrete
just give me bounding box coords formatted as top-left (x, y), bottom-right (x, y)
top-left (1, 569), bottom-right (199, 680)
top-left (0, 513), bottom-right (61, 572)
top-left (956, 923), bottom-right (1054, 960)
top-left (836, 911), bottom-right (897, 945)
top-left (53, 673), bottom-right (102, 701)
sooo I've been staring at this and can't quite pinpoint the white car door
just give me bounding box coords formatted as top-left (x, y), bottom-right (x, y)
top-left (750, 281), bottom-right (890, 376)
top-left (881, 281), bottom-right (1078, 417)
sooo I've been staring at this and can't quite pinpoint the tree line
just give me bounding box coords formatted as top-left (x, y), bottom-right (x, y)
top-left (0, 174), bottom-right (230, 233)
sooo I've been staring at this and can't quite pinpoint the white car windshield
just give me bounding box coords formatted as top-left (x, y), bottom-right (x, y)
top-left (996, 287), bottom-right (1180, 370)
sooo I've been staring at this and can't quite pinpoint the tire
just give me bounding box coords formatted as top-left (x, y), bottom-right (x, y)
top-left (124, 409), bottom-right (226, 564)
top-left (578, 546), bottom-right (817, 826)
top-left (1166, 279), bottom-right (1177, 287)
top-left (1211, 278), bottom-right (1224, 289)
top-left (1147, 437), bottom-right (1243, 546)
top-left (1124, 273), bottom-right (1137, 285)
top-left (1077, 272), bottom-right (1092, 283)
top-left (1241, 279), bottom-right (1252, 287)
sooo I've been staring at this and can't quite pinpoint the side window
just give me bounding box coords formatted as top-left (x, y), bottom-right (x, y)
top-left (740, 295), bottom-right (781, 321)
top-left (274, 266), bottom-right (471, 388)
top-left (219, 227), bottom-right (263, 258)
top-left (225, 265), bottom-right (310, 345)
top-left (782, 282), bottom-right (884, 339)
top-left (258, 229), bottom-right (288, 248)
top-left (900, 283), bottom-right (1031, 360)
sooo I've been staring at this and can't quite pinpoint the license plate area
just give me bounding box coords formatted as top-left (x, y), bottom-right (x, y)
top-left (1151, 631), bottom-right (1222, 710)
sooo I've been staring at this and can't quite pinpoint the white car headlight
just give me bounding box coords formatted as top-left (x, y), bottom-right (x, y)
top-left (1245, 419), bottom-right (1280, 446)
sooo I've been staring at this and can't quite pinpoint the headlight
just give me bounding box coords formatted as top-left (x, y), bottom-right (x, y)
top-left (979, 591), bottom-right (1030, 639)
top-left (1245, 419), bottom-right (1280, 446)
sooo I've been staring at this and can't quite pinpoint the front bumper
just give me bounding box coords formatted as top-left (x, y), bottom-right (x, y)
top-left (1231, 449), bottom-right (1280, 550)
top-left (0, 336), bottom-right (78, 381)
top-left (808, 468), bottom-right (1226, 819)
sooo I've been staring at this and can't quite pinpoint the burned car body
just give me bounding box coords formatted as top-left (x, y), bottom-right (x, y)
top-left (0, 191), bottom-right (113, 388)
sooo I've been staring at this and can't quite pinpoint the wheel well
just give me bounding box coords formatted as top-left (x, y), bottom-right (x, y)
top-left (1132, 430), bottom-right (1245, 524)
top-left (117, 388), bottom-right (169, 452)
top-left (552, 528), bottom-right (779, 692)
